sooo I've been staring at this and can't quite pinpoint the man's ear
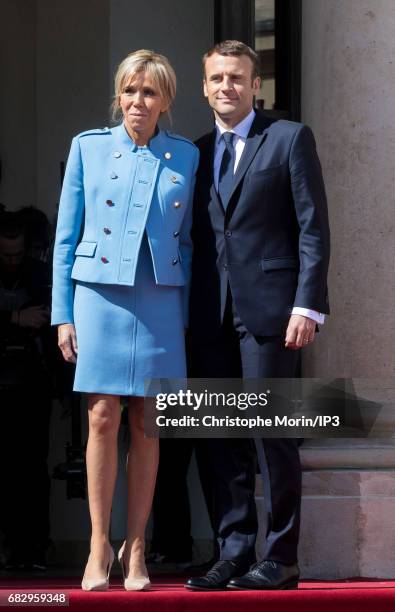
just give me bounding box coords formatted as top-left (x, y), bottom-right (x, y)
top-left (252, 76), bottom-right (261, 96)
top-left (203, 80), bottom-right (208, 98)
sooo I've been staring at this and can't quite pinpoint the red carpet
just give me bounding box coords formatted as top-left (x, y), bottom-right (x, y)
top-left (1, 577), bottom-right (395, 611)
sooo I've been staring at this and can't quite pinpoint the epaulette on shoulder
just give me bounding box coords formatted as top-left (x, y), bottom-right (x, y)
top-left (165, 131), bottom-right (197, 149)
top-left (78, 127), bottom-right (111, 138)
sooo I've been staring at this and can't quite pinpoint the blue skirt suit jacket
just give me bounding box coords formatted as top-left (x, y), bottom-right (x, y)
top-left (51, 124), bottom-right (199, 395)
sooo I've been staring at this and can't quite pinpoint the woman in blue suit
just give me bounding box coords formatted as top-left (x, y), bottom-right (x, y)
top-left (52, 50), bottom-right (199, 591)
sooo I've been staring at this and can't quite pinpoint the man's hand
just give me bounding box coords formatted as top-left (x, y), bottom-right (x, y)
top-left (19, 305), bottom-right (49, 329)
top-left (58, 323), bottom-right (78, 363)
top-left (285, 314), bottom-right (316, 350)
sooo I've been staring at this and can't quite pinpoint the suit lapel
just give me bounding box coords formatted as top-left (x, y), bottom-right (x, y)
top-left (202, 130), bottom-right (224, 214)
top-left (225, 112), bottom-right (272, 210)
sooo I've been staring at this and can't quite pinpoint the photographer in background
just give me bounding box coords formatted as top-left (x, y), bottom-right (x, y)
top-left (19, 206), bottom-right (52, 263)
top-left (0, 211), bottom-right (52, 570)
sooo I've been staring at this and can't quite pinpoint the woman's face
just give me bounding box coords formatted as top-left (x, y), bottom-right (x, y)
top-left (119, 71), bottom-right (168, 141)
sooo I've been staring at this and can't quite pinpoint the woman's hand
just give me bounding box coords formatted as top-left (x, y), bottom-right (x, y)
top-left (58, 323), bottom-right (78, 363)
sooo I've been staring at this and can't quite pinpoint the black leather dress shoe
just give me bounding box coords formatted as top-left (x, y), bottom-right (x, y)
top-left (228, 560), bottom-right (299, 590)
top-left (185, 560), bottom-right (249, 591)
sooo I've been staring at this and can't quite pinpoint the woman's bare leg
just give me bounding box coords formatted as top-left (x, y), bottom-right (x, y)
top-left (83, 394), bottom-right (121, 579)
top-left (122, 397), bottom-right (159, 577)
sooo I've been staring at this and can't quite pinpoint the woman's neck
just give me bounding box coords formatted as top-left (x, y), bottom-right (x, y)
top-left (124, 122), bottom-right (155, 147)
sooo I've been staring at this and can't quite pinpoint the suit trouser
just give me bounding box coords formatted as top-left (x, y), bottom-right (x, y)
top-left (189, 288), bottom-right (301, 565)
top-left (150, 439), bottom-right (194, 561)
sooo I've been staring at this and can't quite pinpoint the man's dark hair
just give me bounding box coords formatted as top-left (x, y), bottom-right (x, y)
top-left (203, 40), bottom-right (260, 80)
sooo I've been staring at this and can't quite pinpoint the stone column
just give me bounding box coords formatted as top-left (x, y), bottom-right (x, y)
top-left (284, 0), bottom-right (395, 578)
top-left (301, 0), bottom-right (395, 379)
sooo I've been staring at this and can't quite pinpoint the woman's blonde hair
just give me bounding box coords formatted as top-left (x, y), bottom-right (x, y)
top-left (111, 49), bottom-right (176, 122)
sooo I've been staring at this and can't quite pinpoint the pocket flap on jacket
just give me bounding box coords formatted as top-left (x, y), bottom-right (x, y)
top-left (261, 257), bottom-right (298, 271)
top-left (75, 241), bottom-right (97, 257)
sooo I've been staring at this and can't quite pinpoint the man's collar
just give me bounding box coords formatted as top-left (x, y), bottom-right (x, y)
top-left (215, 108), bottom-right (256, 142)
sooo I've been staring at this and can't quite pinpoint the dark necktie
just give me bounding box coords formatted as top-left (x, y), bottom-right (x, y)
top-left (218, 132), bottom-right (236, 208)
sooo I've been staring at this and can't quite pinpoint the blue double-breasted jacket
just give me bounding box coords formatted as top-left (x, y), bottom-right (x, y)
top-left (51, 124), bottom-right (199, 326)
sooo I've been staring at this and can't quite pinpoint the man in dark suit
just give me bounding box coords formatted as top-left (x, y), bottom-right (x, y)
top-left (185, 41), bottom-right (330, 591)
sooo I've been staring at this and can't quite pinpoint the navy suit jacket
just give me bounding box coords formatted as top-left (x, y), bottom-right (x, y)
top-left (189, 111), bottom-right (330, 338)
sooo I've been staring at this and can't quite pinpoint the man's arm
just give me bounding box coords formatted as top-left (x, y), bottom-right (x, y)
top-left (286, 124), bottom-right (330, 348)
top-left (292, 307), bottom-right (325, 325)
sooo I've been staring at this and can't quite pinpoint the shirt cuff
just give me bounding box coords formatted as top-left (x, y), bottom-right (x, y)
top-left (291, 307), bottom-right (325, 325)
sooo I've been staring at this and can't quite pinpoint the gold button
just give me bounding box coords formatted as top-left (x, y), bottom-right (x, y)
top-left (164, 152), bottom-right (171, 159)
top-left (174, 201), bottom-right (181, 209)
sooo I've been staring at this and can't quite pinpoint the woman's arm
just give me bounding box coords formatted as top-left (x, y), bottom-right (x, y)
top-left (51, 136), bottom-right (85, 325)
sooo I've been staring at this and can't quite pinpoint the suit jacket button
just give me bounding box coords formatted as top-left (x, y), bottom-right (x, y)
top-left (174, 201), bottom-right (181, 209)
top-left (101, 257), bottom-right (109, 263)
top-left (223, 263), bottom-right (228, 271)
top-left (173, 231), bottom-right (180, 237)
top-left (110, 172), bottom-right (118, 179)
top-left (103, 228), bottom-right (111, 235)
top-left (172, 258), bottom-right (178, 265)
top-left (106, 199), bottom-right (114, 206)
top-left (225, 230), bottom-right (232, 237)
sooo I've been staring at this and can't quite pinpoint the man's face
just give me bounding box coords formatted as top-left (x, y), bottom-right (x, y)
top-left (203, 53), bottom-right (261, 127)
top-left (0, 235), bottom-right (25, 275)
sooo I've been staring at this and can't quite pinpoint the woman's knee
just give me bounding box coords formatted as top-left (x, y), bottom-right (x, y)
top-left (88, 396), bottom-right (120, 436)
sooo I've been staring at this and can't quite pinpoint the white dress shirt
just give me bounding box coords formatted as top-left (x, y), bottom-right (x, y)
top-left (214, 109), bottom-right (325, 325)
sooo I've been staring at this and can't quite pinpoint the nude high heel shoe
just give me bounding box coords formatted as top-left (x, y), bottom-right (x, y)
top-left (81, 546), bottom-right (115, 591)
top-left (118, 541), bottom-right (151, 591)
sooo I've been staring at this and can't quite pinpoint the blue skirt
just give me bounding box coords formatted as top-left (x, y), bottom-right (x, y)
top-left (73, 237), bottom-right (186, 396)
